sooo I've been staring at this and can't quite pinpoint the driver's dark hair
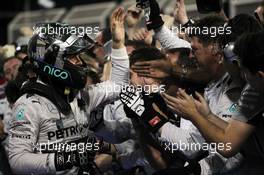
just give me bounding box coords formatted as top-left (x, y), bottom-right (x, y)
top-left (129, 47), bottom-right (166, 66)
top-left (234, 31), bottom-right (264, 73)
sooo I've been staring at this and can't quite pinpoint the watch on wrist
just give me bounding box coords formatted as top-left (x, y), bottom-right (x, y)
top-left (182, 19), bottom-right (195, 28)
top-left (181, 19), bottom-right (195, 33)
top-left (104, 55), bottom-right (111, 63)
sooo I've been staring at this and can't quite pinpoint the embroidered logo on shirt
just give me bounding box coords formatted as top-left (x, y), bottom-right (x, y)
top-left (228, 103), bottom-right (238, 113)
top-left (16, 109), bottom-right (25, 120)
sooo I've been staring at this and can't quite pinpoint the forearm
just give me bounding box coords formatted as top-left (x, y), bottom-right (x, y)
top-left (9, 153), bottom-right (56, 174)
top-left (101, 61), bottom-right (112, 81)
top-left (207, 113), bottom-right (229, 130)
top-left (191, 113), bottom-right (227, 145)
top-left (154, 25), bottom-right (191, 49)
top-left (190, 113), bottom-right (239, 157)
top-left (110, 47), bottom-right (129, 86)
top-left (84, 47), bottom-right (129, 110)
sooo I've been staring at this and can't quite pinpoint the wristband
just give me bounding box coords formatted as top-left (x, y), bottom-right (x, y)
top-left (182, 19), bottom-right (195, 28)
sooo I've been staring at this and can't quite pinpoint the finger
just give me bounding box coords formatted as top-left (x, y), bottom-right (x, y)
top-left (144, 29), bottom-right (150, 37)
top-left (163, 96), bottom-right (177, 109)
top-left (162, 93), bottom-right (179, 104)
top-left (132, 68), bottom-right (150, 74)
top-left (116, 7), bottom-right (123, 21)
top-left (137, 73), bottom-right (150, 77)
top-left (193, 99), bottom-right (202, 107)
top-left (117, 7), bottom-right (124, 22)
top-left (120, 10), bottom-right (126, 22)
top-left (178, 88), bottom-right (190, 99)
top-left (112, 8), bottom-right (118, 18)
top-left (138, 32), bottom-right (145, 40)
top-left (176, 89), bottom-right (185, 99)
top-left (131, 63), bottom-right (151, 70)
top-left (194, 91), bottom-right (204, 102)
top-left (138, 73), bottom-right (159, 78)
top-left (134, 61), bottom-right (151, 66)
top-left (111, 11), bottom-right (117, 25)
top-left (132, 33), bottom-right (140, 41)
top-left (114, 7), bottom-right (121, 18)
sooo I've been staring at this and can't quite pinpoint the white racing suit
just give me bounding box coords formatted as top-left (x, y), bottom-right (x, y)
top-left (8, 47), bottom-right (129, 175)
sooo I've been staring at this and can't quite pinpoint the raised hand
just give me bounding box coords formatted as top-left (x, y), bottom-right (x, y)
top-left (137, 0), bottom-right (164, 30)
top-left (162, 88), bottom-right (198, 121)
top-left (111, 7), bottom-right (126, 49)
top-left (174, 0), bottom-right (188, 25)
top-left (193, 92), bottom-right (211, 117)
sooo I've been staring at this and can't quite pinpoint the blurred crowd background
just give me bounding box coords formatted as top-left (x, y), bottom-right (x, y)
top-left (0, 0), bottom-right (262, 45)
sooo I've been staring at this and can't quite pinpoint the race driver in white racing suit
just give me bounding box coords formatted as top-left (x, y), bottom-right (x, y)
top-left (8, 10), bottom-right (129, 175)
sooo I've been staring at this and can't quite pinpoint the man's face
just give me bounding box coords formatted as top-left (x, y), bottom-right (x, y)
top-left (166, 52), bottom-right (180, 65)
top-left (191, 37), bottom-right (215, 69)
top-left (3, 58), bottom-right (22, 81)
top-left (242, 67), bottom-right (264, 92)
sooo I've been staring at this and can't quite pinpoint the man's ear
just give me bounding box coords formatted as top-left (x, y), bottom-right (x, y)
top-left (258, 71), bottom-right (264, 78)
top-left (213, 53), bottom-right (224, 65)
top-left (210, 43), bottom-right (223, 64)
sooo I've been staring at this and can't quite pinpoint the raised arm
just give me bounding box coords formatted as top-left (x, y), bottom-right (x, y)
top-left (140, 0), bottom-right (191, 49)
top-left (83, 7), bottom-right (130, 110)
